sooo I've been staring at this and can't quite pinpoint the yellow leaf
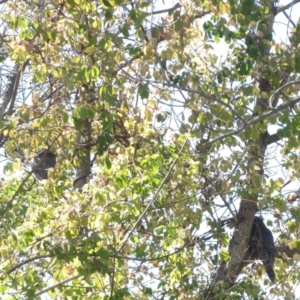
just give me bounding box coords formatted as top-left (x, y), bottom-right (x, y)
top-left (261, 91), bottom-right (268, 99)
top-left (144, 108), bottom-right (152, 122)
top-left (31, 121), bottom-right (40, 128)
top-left (143, 43), bottom-right (154, 56)
top-left (85, 45), bottom-right (96, 54)
top-left (219, 3), bottom-right (230, 14)
top-left (92, 20), bottom-right (98, 28)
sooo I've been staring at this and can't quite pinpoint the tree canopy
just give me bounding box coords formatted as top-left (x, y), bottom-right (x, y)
top-left (1, 0), bottom-right (300, 299)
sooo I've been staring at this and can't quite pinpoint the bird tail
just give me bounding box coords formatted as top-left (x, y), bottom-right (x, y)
top-left (265, 266), bottom-right (276, 282)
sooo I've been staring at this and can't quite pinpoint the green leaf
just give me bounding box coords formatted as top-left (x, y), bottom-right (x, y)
top-left (111, 0), bottom-right (123, 5)
top-left (155, 225), bottom-right (166, 235)
top-left (75, 105), bottom-right (95, 120)
top-left (97, 133), bottom-right (114, 155)
top-left (105, 155), bottom-right (112, 169)
top-left (105, 8), bottom-right (114, 20)
top-left (66, 0), bottom-right (75, 7)
top-left (129, 46), bottom-right (142, 58)
top-left (26, 288), bottom-right (36, 300)
top-left (71, 116), bottom-right (83, 130)
top-left (129, 9), bottom-right (147, 27)
top-left (294, 52), bottom-right (300, 72)
top-left (97, 248), bottom-right (110, 261)
top-left (91, 66), bottom-right (100, 78)
top-left (100, 0), bottom-right (112, 8)
top-left (220, 249), bottom-right (230, 261)
top-left (143, 287), bottom-right (153, 295)
top-left (138, 83), bottom-right (149, 99)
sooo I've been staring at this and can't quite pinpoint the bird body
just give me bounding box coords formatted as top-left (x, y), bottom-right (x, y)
top-left (14, 148), bottom-right (56, 181)
top-left (249, 217), bottom-right (276, 281)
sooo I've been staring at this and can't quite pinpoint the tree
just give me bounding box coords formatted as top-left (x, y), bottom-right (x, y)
top-left (0, 0), bottom-right (300, 299)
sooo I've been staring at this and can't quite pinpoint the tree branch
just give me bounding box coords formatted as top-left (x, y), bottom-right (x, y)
top-left (277, 0), bottom-right (300, 14)
top-left (117, 137), bottom-right (189, 252)
top-left (0, 63), bottom-right (18, 120)
top-left (146, 3), bottom-right (181, 15)
top-left (35, 275), bottom-right (81, 297)
top-left (282, 9), bottom-right (296, 28)
top-left (269, 80), bottom-right (300, 107)
top-left (203, 95), bottom-right (300, 148)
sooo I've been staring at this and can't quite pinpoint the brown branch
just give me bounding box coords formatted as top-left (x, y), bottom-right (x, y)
top-left (0, 64), bottom-right (17, 120)
top-left (220, 2), bottom-right (278, 289)
top-left (0, 60), bottom-right (29, 148)
top-left (6, 59), bottom-right (29, 116)
top-left (73, 86), bottom-right (93, 191)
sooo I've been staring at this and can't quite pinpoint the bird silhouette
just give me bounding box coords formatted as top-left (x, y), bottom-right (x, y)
top-left (248, 217), bottom-right (276, 282)
top-left (14, 148), bottom-right (56, 181)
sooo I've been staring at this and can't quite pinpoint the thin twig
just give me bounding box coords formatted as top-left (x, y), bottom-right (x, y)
top-left (269, 80), bottom-right (300, 107)
top-left (117, 137), bottom-right (189, 252)
top-left (34, 275), bottom-right (81, 297)
top-left (276, 0), bottom-right (300, 14)
top-left (282, 9), bottom-right (296, 28)
top-left (203, 95), bottom-right (300, 148)
top-left (145, 3), bottom-right (181, 16)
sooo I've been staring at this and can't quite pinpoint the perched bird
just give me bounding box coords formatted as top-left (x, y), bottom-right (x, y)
top-left (248, 217), bottom-right (276, 282)
top-left (14, 148), bottom-right (56, 181)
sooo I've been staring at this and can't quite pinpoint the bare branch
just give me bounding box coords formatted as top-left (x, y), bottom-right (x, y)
top-left (4, 255), bottom-right (53, 276)
top-left (147, 2), bottom-right (210, 19)
top-left (0, 63), bottom-right (18, 120)
top-left (282, 9), bottom-right (296, 28)
top-left (117, 137), bottom-right (189, 252)
top-left (35, 275), bottom-right (81, 297)
top-left (6, 60), bottom-right (29, 116)
top-left (203, 95), bottom-right (300, 148)
top-left (277, 0), bottom-right (300, 14)
top-left (146, 3), bottom-right (181, 15)
top-left (269, 80), bottom-right (300, 107)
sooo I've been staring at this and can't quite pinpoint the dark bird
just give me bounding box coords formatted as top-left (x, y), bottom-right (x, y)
top-left (14, 148), bottom-right (56, 181)
top-left (249, 217), bottom-right (276, 282)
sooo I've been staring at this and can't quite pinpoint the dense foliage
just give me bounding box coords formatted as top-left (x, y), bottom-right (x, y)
top-left (1, 0), bottom-right (300, 299)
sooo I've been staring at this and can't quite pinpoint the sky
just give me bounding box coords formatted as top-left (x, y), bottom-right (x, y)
top-left (1, 0), bottom-right (300, 298)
